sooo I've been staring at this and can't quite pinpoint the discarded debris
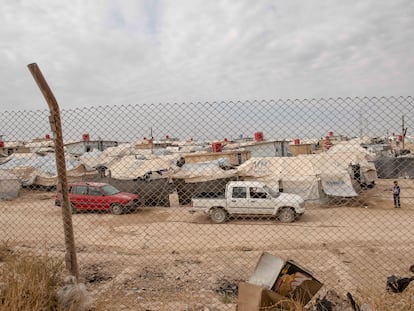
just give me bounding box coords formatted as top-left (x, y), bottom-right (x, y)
top-left (309, 290), bottom-right (361, 311)
top-left (237, 252), bottom-right (323, 310)
top-left (215, 278), bottom-right (240, 297)
top-left (386, 275), bottom-right (414, 293)
top-left (346, 292), bottom-right (360, 311)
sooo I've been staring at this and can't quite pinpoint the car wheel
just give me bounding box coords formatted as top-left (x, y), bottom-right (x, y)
top-left (70, 203), bottom-right (77, 214)
top-left (210, 208), bottom-right (227, 224)
top-left (278, 208), bottom-right (295, 223)
top-left (110, 203), bottom-right (123, 215)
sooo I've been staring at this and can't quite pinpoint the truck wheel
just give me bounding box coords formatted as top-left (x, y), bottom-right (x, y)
top-left (210, 208), bottom-right (227, 224)
top-left (110, 203), bottom-right (123, 215)
top-left (278, 208), bottom-right (295, 223)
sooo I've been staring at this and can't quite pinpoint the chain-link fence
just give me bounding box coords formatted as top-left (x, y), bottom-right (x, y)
top-left (1, 96), bottom-right (414, 309)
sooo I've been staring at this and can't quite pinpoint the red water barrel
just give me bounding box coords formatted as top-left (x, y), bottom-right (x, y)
top-left (0, 141), bottom-right (4, 148)
top-left (294, 138), bottom-right (300, 145)
top-left (211, 142), bottom-right (222, 152)
top-left (328, 131), bottom-right (334, 136)
top-left (82, 133), bottom-right (90, 142)
top-left (254, 132), bottom-right (264, 142)
top-left (398, 135), bottom-right (403, 141)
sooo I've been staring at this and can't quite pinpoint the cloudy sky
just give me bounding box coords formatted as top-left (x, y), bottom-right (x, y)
top-left (1, 0), bottom-right (413, 112)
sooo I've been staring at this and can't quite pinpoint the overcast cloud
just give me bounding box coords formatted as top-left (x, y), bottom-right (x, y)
top-left (1, 0), bottom-right (413, 111)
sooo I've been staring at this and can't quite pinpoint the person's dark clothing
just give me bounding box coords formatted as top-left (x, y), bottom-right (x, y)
top-left (393, 184), bottom-right (401, 208)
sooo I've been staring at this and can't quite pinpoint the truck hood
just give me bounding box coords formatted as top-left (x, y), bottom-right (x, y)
top-left (278, 192), bottom-right (304, 205)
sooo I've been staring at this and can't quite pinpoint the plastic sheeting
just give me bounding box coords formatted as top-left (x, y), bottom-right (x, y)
top-left (238, 155), bottom-right (360, 200)
top-left (169, 158), bottom-right (238, 183)
top-left (0, 170), bottom-right (21, 199)
top-left (0, 153), bottom-right (95, 186)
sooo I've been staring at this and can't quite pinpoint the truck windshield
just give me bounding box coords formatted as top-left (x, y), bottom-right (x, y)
top-left (263, 185), bottom-right (280, 198)
top-left (101, 184), bottom-right (121, 196)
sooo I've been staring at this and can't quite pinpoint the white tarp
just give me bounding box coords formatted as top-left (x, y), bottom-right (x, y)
top-left (169, 158), bottom-right (238, 183)
top-left (107, 154), bottom-right (179, 180)
top-left (301, 154), bottom-right (358, 197)
top-left (327, 142), bottom-right (378, 184)
top-left (238, 155), bottom-right (358, 200)
top-left (0, 153), bottom-right (96, 186)
top-left (79, 149), bottom-right (117, 170)
top-left (0, 170), bottom-right (21, 199)
top-left (237, 157), bottom-right (321, 199)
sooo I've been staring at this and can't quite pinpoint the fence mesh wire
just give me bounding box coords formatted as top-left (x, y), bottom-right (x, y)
top-left (0, 96), bottom-right (414, 310)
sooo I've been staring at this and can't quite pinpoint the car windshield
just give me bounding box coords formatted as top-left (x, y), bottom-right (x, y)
top-left (263, 185), bottom-right (280, 198)
top-left (101, 184), bottom-right (121, 196)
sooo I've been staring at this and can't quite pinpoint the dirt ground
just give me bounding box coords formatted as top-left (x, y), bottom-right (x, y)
top-left (1, 178), bottom-right (414, 310)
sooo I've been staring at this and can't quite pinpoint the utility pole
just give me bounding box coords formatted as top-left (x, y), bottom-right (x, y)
top-left (402, 115), bottom-right (408, 150)
top-left (150, 127), bottom-right (154, 155)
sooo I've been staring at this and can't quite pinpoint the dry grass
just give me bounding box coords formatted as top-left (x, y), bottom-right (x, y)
top-left (1, 241), bottom-right (413, 310)
top-left (0, 242), bottom-right (65, 310)
top-left (356, 288), bottom-right (414, 311)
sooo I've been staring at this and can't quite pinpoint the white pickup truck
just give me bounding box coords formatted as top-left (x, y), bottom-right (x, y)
top-left (189, 181), bottom-right (305, 223)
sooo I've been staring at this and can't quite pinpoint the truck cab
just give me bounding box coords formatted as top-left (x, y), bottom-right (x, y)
top-left (190, 181), bottom-right (305, 223)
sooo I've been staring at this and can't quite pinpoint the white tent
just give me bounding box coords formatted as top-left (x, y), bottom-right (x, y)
top-left (237, 155), bottom-right (358, 200)
top-left (327, 142), bottom-right (378, 184)
top-left (0, 153), bottom-right (96, 187)
top-left (0, 170), bottom-right (21, 199)
top-left (169, 158), bottom-right (238, 183)
top-left (107, 154), bottom-right (180, 180)
top-left (300, 154), bottom-right (358, 197)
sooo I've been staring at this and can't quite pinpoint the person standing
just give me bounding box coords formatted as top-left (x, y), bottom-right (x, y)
top-left (393, 180), bottom-right (401, 208)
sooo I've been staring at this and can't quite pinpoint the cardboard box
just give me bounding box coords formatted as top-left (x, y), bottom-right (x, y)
top-left (238, 282), bottom-right (299, 311)
top-left (238, 252), bottom-right (323, 310)
top-left (248, 252), bottom-right (285, 288)
top-left (272, 259), bottom-right (323, 304)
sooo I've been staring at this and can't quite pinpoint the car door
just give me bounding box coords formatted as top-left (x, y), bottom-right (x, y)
top-left (248, 186), bottom-right (274, 214)
top-left (87, 186), bottom-right (108, 211)
top-left (71, 185), bottom-right (89, 210)
top-left (226, 186), bottom-right (249, 214)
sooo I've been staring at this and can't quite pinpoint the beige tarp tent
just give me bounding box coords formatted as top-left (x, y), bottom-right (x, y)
top-left (237, 157), bottom-right (321, 200)
top-left (237, 154), bottom-right (358, 200)
top-left (0, 170), bottom-right (21, 199)
top-left (300, 154), bottom-right (358, 197)
top-left (6, 163), bottom-right (97, 187)
top-left (169, 158), bottom-right (238, 183)
top-left (107, 154), bottom-right (179, 180)
top-left (327, 143), bottom-right (377, 184)
top-left (0, 153), bottom-right (97, 187)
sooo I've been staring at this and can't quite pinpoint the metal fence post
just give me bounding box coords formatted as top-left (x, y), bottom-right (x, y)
top-left (27, 63), bottom-right (79, 280)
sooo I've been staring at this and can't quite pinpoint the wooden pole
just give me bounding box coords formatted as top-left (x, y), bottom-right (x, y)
top-left (27, 63), bottom-right (79, 280)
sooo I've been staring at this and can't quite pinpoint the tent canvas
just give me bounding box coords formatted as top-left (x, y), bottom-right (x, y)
top-left (237, 157), bottom-right (321, 200)
top-left (327, 142), bottom-right (378, 184)
top-left (169, 158), bottom-right (237, 183)
top-left (237, 155), bottom-right (358, 200)
top-left (0, 153), bottom-right (96, 187)
top-left (301, 154), bottom-right (358, 197)
top-left (107, 154), bottom-right (179, 180)
top-left (0, 170), bottom-right (21, 199)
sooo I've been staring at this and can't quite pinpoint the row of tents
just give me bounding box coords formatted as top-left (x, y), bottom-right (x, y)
top-left (0, 141), bottom-right (377, 203)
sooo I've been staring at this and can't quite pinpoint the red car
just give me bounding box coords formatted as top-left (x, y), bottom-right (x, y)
top-left (55, 182), bottom-right (141, 215)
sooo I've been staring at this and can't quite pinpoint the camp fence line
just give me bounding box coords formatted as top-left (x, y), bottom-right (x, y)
top-left (1, 96), bottom-right (414, 309)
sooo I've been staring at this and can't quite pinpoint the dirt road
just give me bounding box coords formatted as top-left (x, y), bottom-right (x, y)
top-left (1, 179), bottom-right (414, 310)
